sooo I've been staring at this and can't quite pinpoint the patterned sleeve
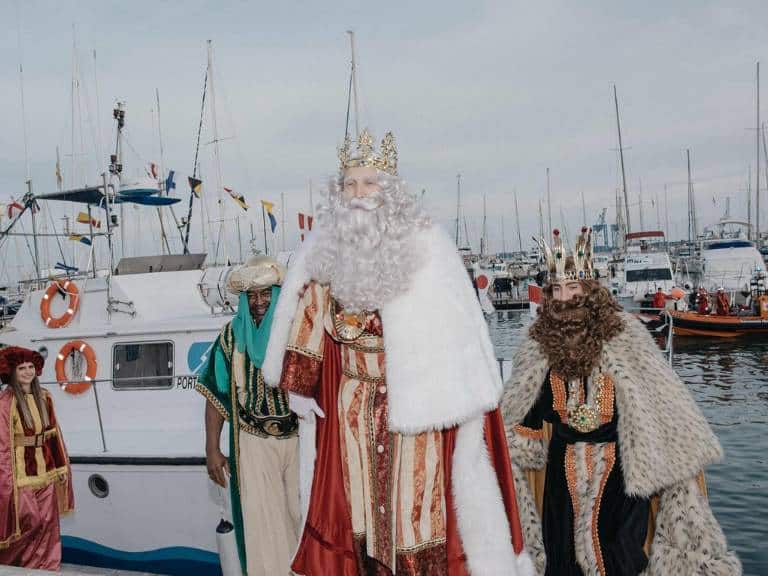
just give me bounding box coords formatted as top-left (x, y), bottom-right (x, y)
top-left (195, 324), bottom-right (233, 421)
top-left (279, 281), bottom-right (327, 398)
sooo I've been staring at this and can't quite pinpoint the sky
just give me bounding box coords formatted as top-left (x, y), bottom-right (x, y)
top-left (1, 0), bottom-right (768, 281)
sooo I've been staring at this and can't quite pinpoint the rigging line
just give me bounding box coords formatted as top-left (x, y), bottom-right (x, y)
top-left (46, 199), bottom-right (68, 266)
top-left (183, 67), bottom-right (208, 253)
top-left (344, 66), bottom-right (353, 140)
top-left (193, 69), bottom-right (209, 178)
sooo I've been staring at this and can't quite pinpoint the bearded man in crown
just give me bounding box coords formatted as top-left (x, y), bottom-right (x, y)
top-left (501, 228), bottom-right (740, 576)
top-left (262, 129), bottom-right (533, 575)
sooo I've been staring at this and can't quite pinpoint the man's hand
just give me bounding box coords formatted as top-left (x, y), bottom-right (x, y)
top-left (289, 392), bottom-right (326, 419)
top-left (206, 448), bottom-right (230, 488)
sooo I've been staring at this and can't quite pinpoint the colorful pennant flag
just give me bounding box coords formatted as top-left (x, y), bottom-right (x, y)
top-left (165, 170), bottom-right (176, 194)
top-left (6, 201), bottom-right (24, 219)
top-left (224, 186), bottom-right (248, 211)
top-left (77, 212), bottom-right (101, 228)
top-left (68, 234), bottom-right (92, 246)
top-left (188, 177), bottom-right (202, 198)
top-left (262, 200), bottom-right (277, 233)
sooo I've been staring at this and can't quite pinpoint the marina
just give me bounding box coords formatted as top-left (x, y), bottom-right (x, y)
top-left (1, 3), bottom-right (768, 575)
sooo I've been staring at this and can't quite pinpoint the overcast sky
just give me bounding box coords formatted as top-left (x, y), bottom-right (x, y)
top-left (1, 0), bottom-right (767, 280)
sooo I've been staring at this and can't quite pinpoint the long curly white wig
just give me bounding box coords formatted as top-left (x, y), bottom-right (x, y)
top-left (307, 171), bottom-right (430, 313)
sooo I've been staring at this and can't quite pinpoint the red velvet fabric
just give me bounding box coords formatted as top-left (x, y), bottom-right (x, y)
top-left (290, 335), bottom-right (525, 575)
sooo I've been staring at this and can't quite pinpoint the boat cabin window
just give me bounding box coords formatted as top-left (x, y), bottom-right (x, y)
top-left (626, 268), bottom-right (673, 282)
top-left (112, 341), bottom-right (174, 389)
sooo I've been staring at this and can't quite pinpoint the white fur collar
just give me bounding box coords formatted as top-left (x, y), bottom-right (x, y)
top-left (500, 313), bottom-right (723, 498)
top-left (263, 225), bottom-right (503, 433)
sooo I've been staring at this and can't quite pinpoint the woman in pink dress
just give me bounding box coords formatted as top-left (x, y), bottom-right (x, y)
top-left (0, 346), bottom-right (74, 570)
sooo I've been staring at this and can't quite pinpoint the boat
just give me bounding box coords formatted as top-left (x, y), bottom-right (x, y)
top-left (699, 219), bottom-right (764, 297)
top-left (615, 231), bottom-right (675, 308)
top-left (670, 269), bottom-right (768, 337)
top-left (669, 300), bottom-right (768, 337)
top-left (1, 257), bottom-right (235, 575)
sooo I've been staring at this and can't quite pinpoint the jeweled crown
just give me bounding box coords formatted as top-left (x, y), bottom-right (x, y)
top-left (338, 129), bottom-right (398, 176)
top-left (535, 227), bottom-right (594, 282)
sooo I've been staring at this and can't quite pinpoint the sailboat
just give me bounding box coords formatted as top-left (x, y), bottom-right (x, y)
top-left (0, 43), bottom-right (247, 576)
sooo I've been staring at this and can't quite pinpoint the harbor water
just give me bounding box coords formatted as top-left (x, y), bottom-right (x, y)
top-left (488, 311), bottom-right (768, 576)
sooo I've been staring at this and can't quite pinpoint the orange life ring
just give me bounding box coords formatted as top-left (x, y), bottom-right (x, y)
top-left (40, 280), bottom-right (80, 328)
top-left (56, 340), bottom-right (96, 394)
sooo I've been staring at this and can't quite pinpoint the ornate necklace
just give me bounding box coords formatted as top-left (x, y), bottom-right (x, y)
top-left (332, 300), bottom-right (372, 342)
top-left (566, 373), bottom-right (606, 434)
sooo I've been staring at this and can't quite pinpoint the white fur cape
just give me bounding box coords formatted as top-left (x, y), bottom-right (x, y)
top-left (263, 225), bottom-right (533, 576)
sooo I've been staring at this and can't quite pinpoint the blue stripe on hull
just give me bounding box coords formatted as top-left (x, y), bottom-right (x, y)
top-left (62, 536), bottom-right (222, 576)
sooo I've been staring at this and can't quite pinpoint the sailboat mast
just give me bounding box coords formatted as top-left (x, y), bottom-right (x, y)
top-left (481, 193), bottom-right (487, 257)
top-left (347, 30), bottom-right (360, 138)
top-left (581, 190), bottom-right (587, 227)
top-left (664, 184), bottom-right (670, 242)
top-left (514, 188), bottom-right (523, 252)
top-left (455, 173), bottom-right (461, 245)
top-left (207, 40), bottom-right (226, 264)
top-left (756, 62), bottom-right (761, 243)
top-left (638, 177), bottom-right (644, 231)
top-left (613, 84), bottom-right (631, 234)
top-left (686, 149), bottom-right (697, 243)
top-left (546, 167), bottom-right (552, 233)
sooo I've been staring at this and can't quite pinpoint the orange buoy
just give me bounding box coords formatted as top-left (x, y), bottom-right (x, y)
top-left (40, 280), bottom-right (80, 329)
top-left (476, 274), bottom-right (489, 290)
top-left (56, 340), bottom-right (96, 394)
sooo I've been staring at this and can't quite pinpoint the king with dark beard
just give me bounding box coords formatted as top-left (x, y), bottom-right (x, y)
top-left (501, 228), bottom-right (741, 576)
top-left (262, 129), bottom-right (533, 575)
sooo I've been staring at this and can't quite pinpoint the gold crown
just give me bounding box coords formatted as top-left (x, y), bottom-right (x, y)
top-left (535, 227), bottom-right (594, 282)
top-left (338, 129), bottom-right (398, 176)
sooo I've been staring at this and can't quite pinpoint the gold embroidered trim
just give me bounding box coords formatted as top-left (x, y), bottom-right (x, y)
top-left (551, 372), bottom-right (568, 422)
top-left (0, 396), bottom-right (21, 550)
top-left (513, 424), bottom-right (544, 440)
top-left (195, 383), bottom-right (230, 422)
top-left (15, 466), bottom-right (69, 489)
top-left (564, 444), bottom-right (579, 519)
top-left (593, 443), bottom-right (616, 576)
top-left (286, 344), bottom-right (323, 362)
top-left (342, 368), bottom-right (385, 383)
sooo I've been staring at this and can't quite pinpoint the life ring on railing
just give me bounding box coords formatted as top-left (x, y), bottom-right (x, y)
top-left (56, 340), bottom-right (96, 394)
top-left (40, 280), bottom-right (80, 328)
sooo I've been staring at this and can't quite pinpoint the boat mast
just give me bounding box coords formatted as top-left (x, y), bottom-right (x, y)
top-left (546, 167), bottom-right (552, 233)
top-left (154, 88), bottom-right (171, 255)
top-left (455, 173), bottom-right (461, 245)
top-left (347, 30), bottom-right (361, 138)
top-left (747, 165), bottom-right (752, 239)
top-left (761, 122), bottom-right (768, 244)
top-left (184, 67), bottom-right (208, 254)
top-left (581, 190), bottom-right (587, 227)
top-left (638, 177), bottom-right (645, 231)
top-left (756, 62), bottom-right (761, 244)
top-left (686, 149), bottom-right (698, 243)
top-left (664, 184), bottom-right (670, 242)
top-left (613, 84), bottom-right (631, 234)
top-left (481, 193), bottom-right (487, 257)
top-left (514, 188), bottom-right (523, 252)
top-left (207, 40), bottom-right (227, 265)
top-left (281, 192), bottom-right (286, 252)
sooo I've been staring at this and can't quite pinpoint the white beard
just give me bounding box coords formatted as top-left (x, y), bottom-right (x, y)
top-left (307, 182), bottom-right (428, 313)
